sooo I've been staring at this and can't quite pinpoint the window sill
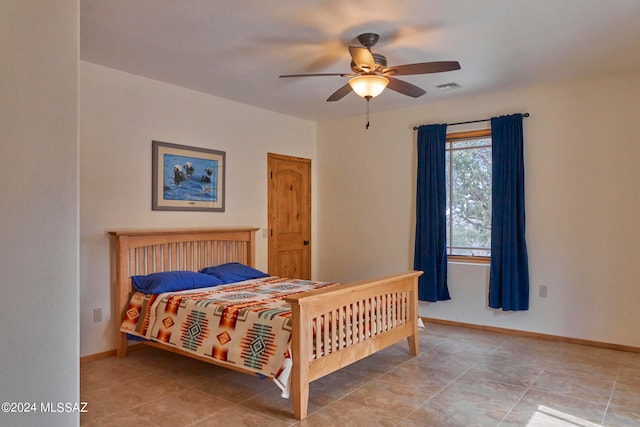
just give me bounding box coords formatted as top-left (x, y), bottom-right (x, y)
top-left (447, 258), bottom-right (490, 266)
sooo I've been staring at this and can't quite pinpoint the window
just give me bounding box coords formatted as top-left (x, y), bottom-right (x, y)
top-left (445, 129), bottom-right (492, 261)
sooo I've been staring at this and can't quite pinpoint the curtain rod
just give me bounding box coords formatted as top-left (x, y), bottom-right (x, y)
top-left (413, 112), bottom-right (529, 131)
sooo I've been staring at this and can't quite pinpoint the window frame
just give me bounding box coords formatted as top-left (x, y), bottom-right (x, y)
top-left (446, 128), bottom-right (492, 264)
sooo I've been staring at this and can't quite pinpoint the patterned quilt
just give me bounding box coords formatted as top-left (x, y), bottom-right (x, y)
top-left (121, 276), bottom-right (338, 396)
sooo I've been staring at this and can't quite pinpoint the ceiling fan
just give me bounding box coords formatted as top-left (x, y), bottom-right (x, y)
top-left (279, 32), bottom-right (461, 102)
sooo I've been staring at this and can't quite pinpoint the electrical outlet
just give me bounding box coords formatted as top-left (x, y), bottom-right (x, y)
top-left (93, 308), bottom-right (102, 323)
top-left (539, 285), bottom-right (548, 298)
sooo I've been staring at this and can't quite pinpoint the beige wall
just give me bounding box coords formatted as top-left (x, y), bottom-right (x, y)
top-left (316, 69), bottom-right (640, 347)
top-left (0, 1), bottom-right (79, 425)
top-left (80, 62), bottom-right (316, 356)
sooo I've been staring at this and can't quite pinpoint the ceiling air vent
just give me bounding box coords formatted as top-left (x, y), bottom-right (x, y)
top-left (436, 82), bottom-right (462, 91)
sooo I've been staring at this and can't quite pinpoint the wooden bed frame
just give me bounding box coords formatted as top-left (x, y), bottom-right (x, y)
top-left (108, 227), bottom-right (421, 420)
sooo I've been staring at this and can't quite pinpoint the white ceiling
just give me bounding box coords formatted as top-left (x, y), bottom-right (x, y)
top-left (81, 0), bottom-right (640, 122)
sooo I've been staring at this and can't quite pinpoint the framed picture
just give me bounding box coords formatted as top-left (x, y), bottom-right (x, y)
top-left (152, 140), bottom-right (225, 211)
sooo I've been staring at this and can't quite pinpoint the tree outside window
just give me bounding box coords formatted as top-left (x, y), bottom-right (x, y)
top-left (446, 130), bottom-right (492, 261)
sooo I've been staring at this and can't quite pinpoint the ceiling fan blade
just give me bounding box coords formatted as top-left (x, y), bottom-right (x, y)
top-left (326, 84), bottom-right (353, 102)
top-left (348, 46), bottom-right (376, 72)
top-left (386, 77), bottom-right (426, 98)
top-left (384, 61), bottom-right (461, 76)
top-left (280, 73), bottom-right (350, 78)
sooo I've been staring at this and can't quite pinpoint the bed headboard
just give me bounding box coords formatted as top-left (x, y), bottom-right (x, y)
top-left (108, 227), bottom-right (259, 354)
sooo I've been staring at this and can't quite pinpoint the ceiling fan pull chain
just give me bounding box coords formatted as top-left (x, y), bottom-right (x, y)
top-left (365, 96), bottom-right (371, 129)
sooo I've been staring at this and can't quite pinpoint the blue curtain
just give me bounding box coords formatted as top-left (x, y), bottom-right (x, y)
top-left (489, 114), bottom-right (529, 310)
top-left (414, 124), bottom-right (450, 301)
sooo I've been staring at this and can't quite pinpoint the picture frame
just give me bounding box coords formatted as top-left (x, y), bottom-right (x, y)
top-left (152, 140), bottom-right (225, 211)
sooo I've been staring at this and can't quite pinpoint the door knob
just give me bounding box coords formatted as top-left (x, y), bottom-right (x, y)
top-left (303, 240), bottom-right (309, 245)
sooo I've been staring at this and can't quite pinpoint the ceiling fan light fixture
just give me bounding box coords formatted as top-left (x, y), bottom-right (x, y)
top-left (349, 75), bottom-right (389, 98)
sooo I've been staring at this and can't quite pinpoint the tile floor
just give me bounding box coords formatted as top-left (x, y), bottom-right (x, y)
top-left (80, 323), bottom-right (640, 426)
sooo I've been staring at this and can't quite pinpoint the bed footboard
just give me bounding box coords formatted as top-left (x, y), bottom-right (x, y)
top-left (285, 271), bottom-right (422, 420)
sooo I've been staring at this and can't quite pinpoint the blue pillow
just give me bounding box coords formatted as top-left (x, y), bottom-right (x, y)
top-left (131, 271), bottom-right (223, 294)
top-left (200, 262), bottom-right (269, 284)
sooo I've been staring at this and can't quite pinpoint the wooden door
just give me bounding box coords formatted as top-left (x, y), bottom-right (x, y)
top-left (268, 153), bottom-right (311, 279)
